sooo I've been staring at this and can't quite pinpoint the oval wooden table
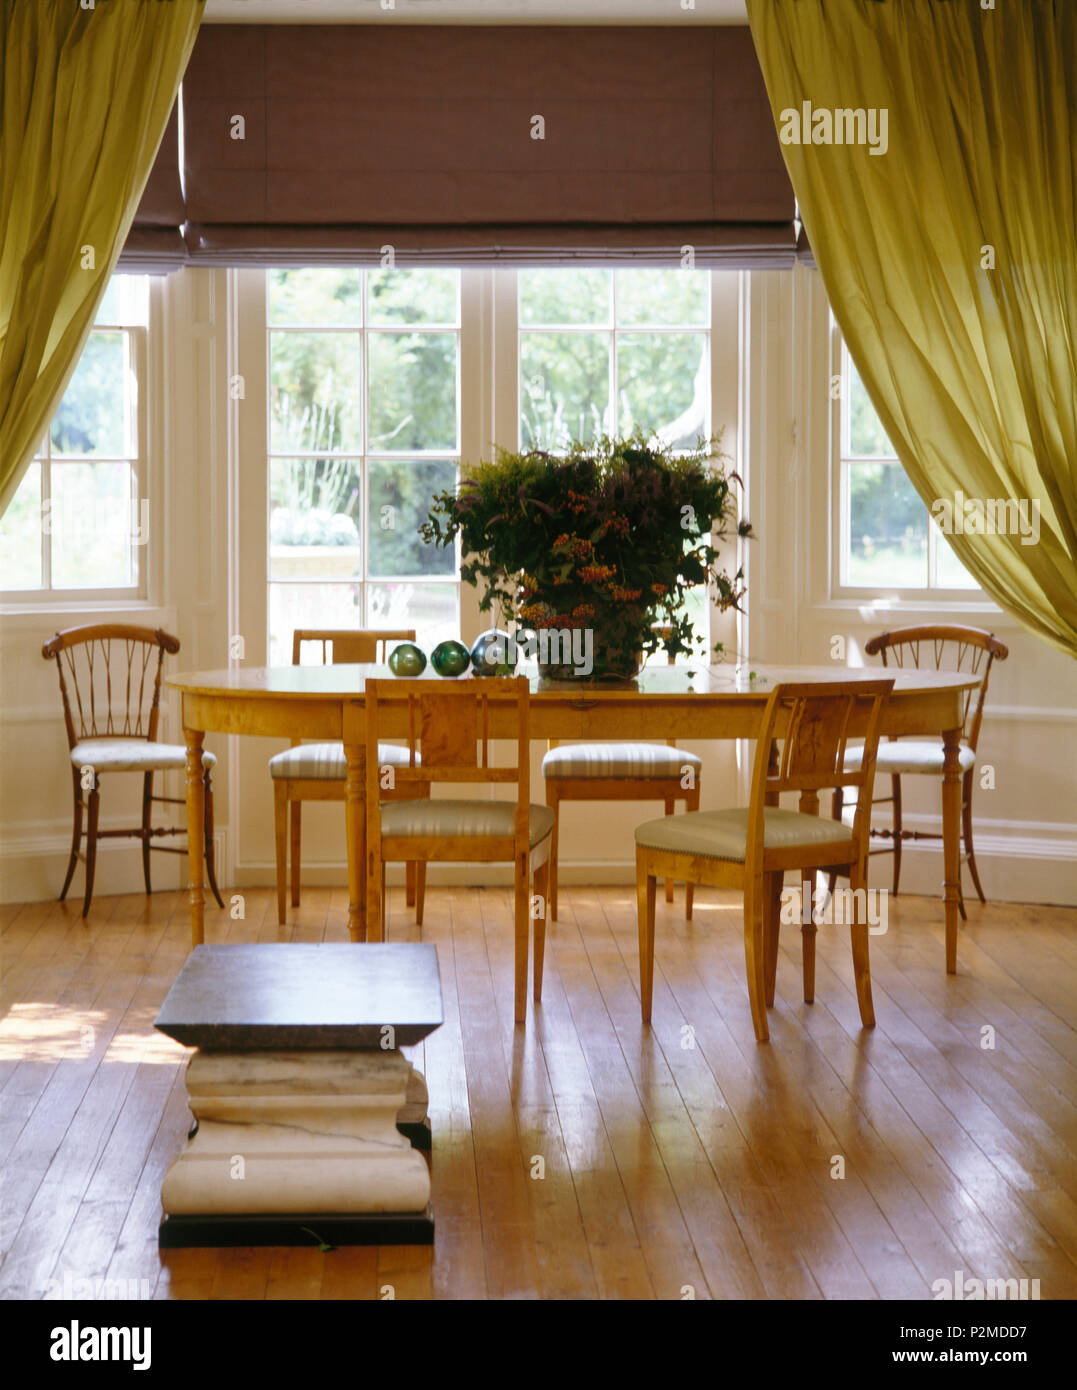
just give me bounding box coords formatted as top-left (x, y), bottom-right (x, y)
top-left (168, 663), bottom-right (980, 974)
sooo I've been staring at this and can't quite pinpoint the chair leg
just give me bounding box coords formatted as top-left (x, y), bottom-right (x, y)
top-left (636, 853), bottom-right (657, 1023)
top-left (82, 778), bottom-right (100, 919)
top-left (764, 871), bottom-right (782, 1008)
top-left (891, 775), bottom-right (903, 897)
top-left (963, 772), bottom-right (987, 905)
top-left (405, 860), bottom-right (417, 908)
top-left (684, 783), bottom-right (700, 919)
top-left (849, 858), bottom-right (876, 1028)
top-left (513, 852), bottom-right (530, 1025)
top-left (742, 879), bottom-right (769, 1043)
top-left (415, 863), bottom-right (426, 928)
top-left (141, 771), bottom-right (154, 894)
top-left (663, 796), bottom-right (675, 902)
top-left (825, 789), bottom-right (843, 903)
top-left (801, 877), bottom-right (818, 1005)
top-left (203, 772), bottom-right (225, 911)
top-left (533, 858), bottom-right (549, 1002)
top-left (290, 800), bottom-right (302, 908)
top-left (60, 771), bottom-right (83, 902)
top-left (273, 783), bottom-right (288, 926)
top-left (548, 787), bottom-right (560, 922)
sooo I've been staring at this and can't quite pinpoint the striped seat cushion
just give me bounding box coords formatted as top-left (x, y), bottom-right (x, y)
top-left (380, 799), bottom-right (555, 849)
top-left (635, 807), bottom-right (854, 862)
top-left (268, 742), bottom-right (418, 780)
top-left (843, 740), bottom-right (975, 776)
top-left (70, 738), bottom-right (217, 774)
top-left (542, 742), bottom-right (702, 780)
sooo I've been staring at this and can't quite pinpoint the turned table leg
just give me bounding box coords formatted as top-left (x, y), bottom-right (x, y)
top-left (184, 726), bottom-right (206, 948)
top-left (941, 725), bottom-right (963, 974)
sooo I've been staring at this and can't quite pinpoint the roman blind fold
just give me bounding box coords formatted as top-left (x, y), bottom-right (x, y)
top-left (180, 24), bottom-right (797, 267)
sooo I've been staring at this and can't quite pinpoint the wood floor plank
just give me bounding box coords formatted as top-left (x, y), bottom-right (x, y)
top-left (3, 883), bottom-right (1075, 1300)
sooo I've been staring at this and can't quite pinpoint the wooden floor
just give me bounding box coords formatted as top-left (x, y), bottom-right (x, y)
top-left (2, 882), bottom-right (1076, 1300)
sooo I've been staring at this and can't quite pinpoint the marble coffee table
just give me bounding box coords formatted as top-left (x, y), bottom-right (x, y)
top-left (155, 943), bottom-right (443, 1247)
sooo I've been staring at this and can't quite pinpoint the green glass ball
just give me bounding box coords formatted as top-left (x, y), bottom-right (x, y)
top-left (470, 629), bottom-right (516, 677)
top-left (431, 639), bottom-right (471, 678)
top-left (387, 643), bottom-right (427, 678)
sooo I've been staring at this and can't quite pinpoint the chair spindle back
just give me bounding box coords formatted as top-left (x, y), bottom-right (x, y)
top-left (865, 625), bottom-right (1008, 751)
top-left (42, 625), bottom-right (180, 750)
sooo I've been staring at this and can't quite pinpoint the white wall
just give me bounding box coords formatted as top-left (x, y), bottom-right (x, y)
top-left (2, 264), bottom-right (1073, 907)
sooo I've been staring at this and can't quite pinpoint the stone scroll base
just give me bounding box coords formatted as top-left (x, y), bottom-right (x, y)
top-left (159, 1049), bottom-right (433, 1248)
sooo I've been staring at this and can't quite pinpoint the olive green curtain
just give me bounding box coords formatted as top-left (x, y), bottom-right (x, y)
top-left (0, 0), bottom-right (203, 515)
top-left (746, 0), bottom-right (1077, 659)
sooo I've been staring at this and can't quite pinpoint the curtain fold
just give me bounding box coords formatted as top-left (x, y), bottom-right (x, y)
top-left (747, 0), bottom-right (1077, 658)
top-left (0, 0), bottom-right (204, 514)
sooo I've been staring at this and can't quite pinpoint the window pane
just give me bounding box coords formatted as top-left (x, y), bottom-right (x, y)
top-left (50, 462), bottom-right (136, 589)
top-left (847, 461), bottom-right (927, 587)
top-left (269, 582), bottom-right (363, 666)
top-left (519, 269), bottom-right (610, 325)
top-left (368, 269), bottom-right (459, 325)
top-left (95, 275), bottom-right (148, 327)
top-left (615, 269), bottom-right (708, 326)
top-left (269, 459), bottom-right (361, 580)
top-left (0, 462), bottom-right (42, 589)
top-left (366, 582), bottom-right (459, 650)
top-left (846, 355), bottom-right (895, 458)
top-left (269, 331), bottom-right (361, 453)
top-left (367, 332), bottom-right (457, 452)
top-left (934, 528), bottom-right (981, 589)
top-left (367, 459), bottom-right (457, 577)
top-left (268, 269), bottom-right (362, 326)
top-left (51, 332), bottom-right (127, 456)
top-left (617, 333), bottom-right (707, 449)
top-left (520, 332), bottom-right (610, 451)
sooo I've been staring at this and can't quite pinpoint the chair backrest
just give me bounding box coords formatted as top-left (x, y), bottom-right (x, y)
top-left (291, 628), bottom-right (416, 665)
top-left (748, 680), bottom-right (894, 857)
top-left (42, 624), bottom-right (180, 750)
top-left (865, 624), bottom-right (1008, 751)
top-left (364, 676), bottom-right (532, 853)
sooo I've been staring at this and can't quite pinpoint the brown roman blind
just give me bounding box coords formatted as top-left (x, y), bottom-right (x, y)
top-left (181, 24), bottom-right (797, 267)
top-left (116, 107), bottom-right (187, 273)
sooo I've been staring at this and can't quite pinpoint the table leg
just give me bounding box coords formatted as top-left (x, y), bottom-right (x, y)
top-left (797, 789), bottom-right (821, 994)
top-left (344, 738), bottom-right (367, 943)
top-left (942, 725), bottom-right (963, 974)
top-left (184, 726), bottom-right (206, 948)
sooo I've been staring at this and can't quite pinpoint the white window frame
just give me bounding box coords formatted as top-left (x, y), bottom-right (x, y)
top-left (830, 321), bottom-right (990, 604)
top-left (0, 297), bottom-right (150, 606)
top-left (262, 268), bottom-right (466, 661)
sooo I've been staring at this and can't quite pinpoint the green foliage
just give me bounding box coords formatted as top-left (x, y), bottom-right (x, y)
top-left (422, 430), bottom-right (752, 677)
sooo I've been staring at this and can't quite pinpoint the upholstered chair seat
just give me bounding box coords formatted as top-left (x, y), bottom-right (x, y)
top-left (635, 807), bottom-right (856, 862)
top-left (70, 738), bottom-right (217, 774)
top-left (380, 798), bottom-right (555, 848)
top-left (541, 742), bottom-right (702, 780)
top-left (843, 740), bottom-right (975, 776)
top-left (268, 741), bottom-right (417, 781)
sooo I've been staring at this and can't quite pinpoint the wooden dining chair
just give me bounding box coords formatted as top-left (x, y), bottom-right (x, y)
top-left (541, 648), bottom-right (701, 920)
top-left (364, 676), bottom-right (553, 1023)
top-left (829, 625), bottom-right (1008, 916)
top-left (268, 628), bottom-right (430, 925)
top-left (542, 741), bottom-right (703, 921)
top-left (42, 624), bottom-right (225, 918)
top-left (635, 679), bottom-right (893, 1042)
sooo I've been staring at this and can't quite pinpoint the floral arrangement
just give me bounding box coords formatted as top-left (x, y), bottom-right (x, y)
top-left (422, 432), bottom-right (752, 679)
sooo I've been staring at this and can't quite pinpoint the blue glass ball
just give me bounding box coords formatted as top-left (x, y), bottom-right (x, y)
top-left (387, 643), bottom-right (427, 678)
top-left (430, 639), bottom-right (471, 678)
top-left (470, 630), bottom-right (517, 677)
